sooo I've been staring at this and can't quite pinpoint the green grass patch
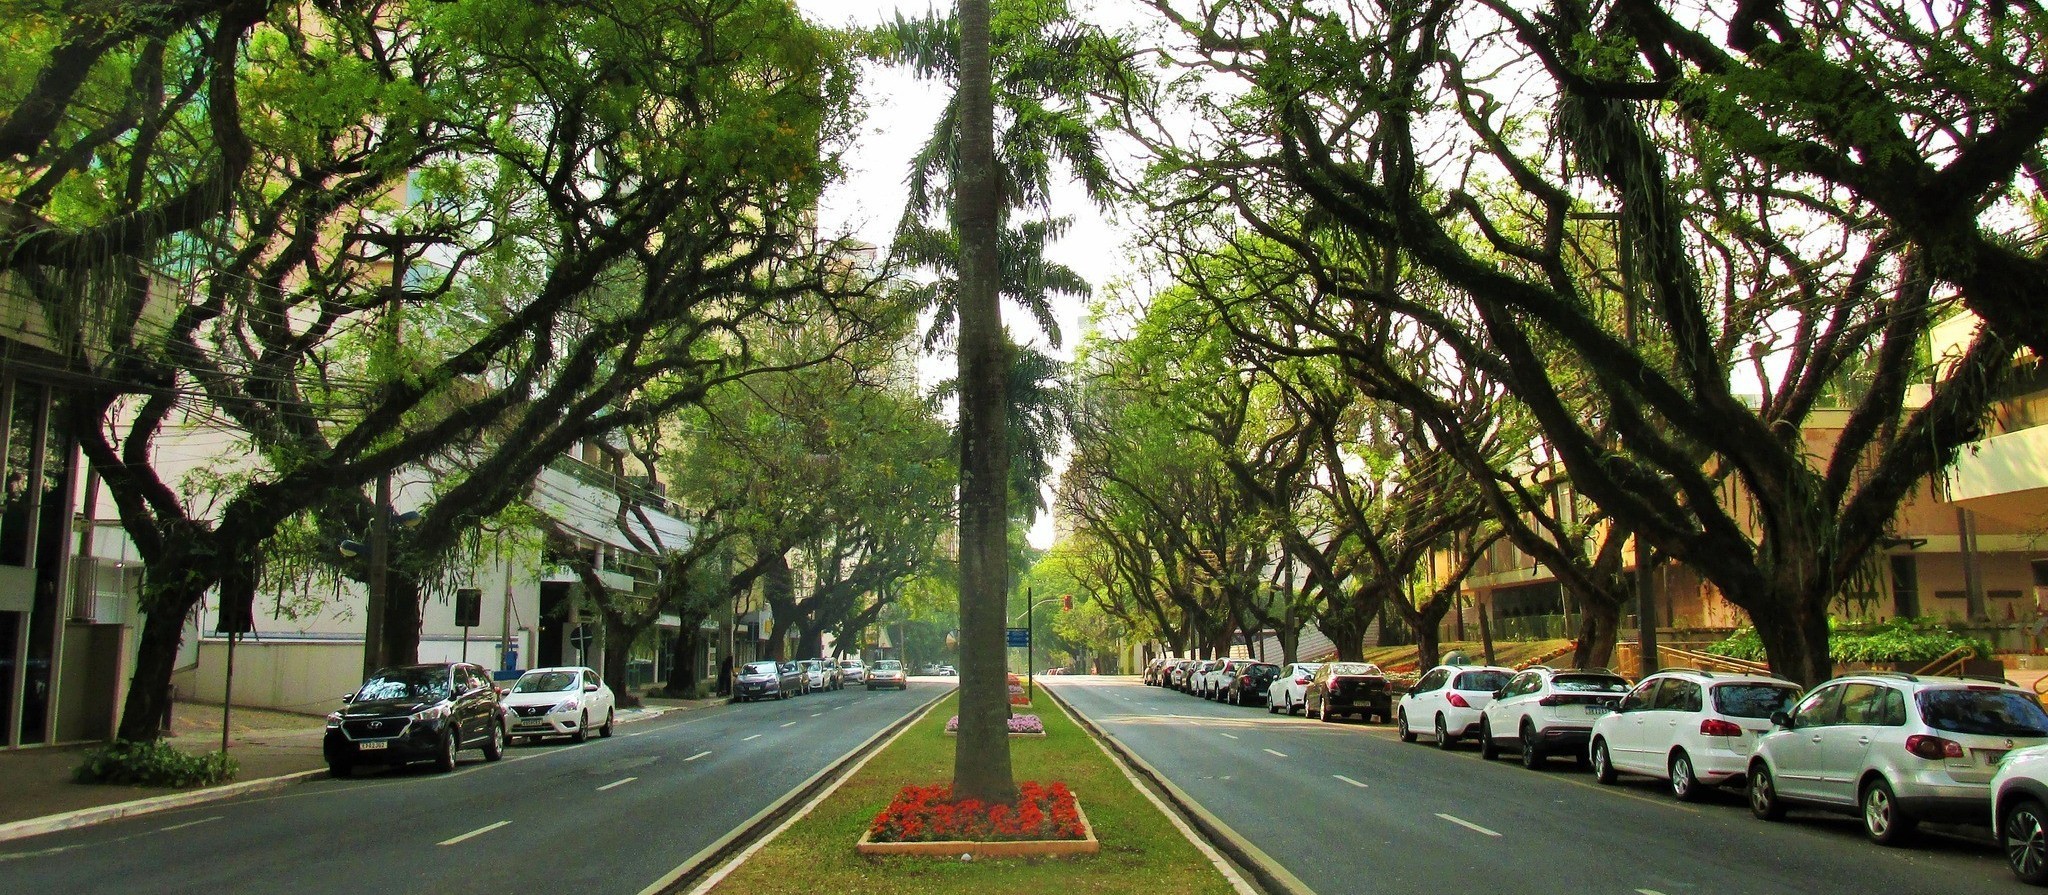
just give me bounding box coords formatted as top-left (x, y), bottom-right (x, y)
top-left (707, 688), bottom-right (1237, 895)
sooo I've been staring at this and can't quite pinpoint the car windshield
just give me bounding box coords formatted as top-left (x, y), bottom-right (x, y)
top-left (356, 667), bottom-right (450, 702)
top-left (874, 661), bottom-right (901, 671)
top-left (1918, 688), bottom-right (2048, 737)
top-left (1455, 670), bottom-right (1512, 691)
top-left (1552, 674), bottom-right (1630, 693)
top-left (841, 661), bottom-right (861, 668)
top-left (513, 671), bottom-right (578, 693)
top-left (1712, 683), bottom-right (1802, 719)
top-left (741, 662), bottom-right (778, 676)
top-left (1330, 663), bottom-right (1381, 676)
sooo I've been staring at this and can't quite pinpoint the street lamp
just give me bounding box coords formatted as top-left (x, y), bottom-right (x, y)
top-left (1009, 589), bottom-right (1066, 702)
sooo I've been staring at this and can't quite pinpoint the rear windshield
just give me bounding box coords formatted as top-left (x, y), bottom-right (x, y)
top-left (1552, 674), bottom-right (1630, 693)
top-left (1330, 663), bottom-right (1382, 676)
top-left (1454, 670), bottom-right (1511, 691)
top-left (1712, 683), bottom-right (1802, 719)
top-left (1918, 689), bottom-right (2048, 737)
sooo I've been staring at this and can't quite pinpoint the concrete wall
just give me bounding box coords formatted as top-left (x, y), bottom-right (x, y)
top-left (176, 640), bottom-right (364, 715)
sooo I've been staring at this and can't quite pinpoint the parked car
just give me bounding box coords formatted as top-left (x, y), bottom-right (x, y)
top-left (1188, 660), bottom-right (1224, 696)
top-left (1588, 669), bottom-right (1801, 800)
top-left (799, 659), bottom-right (839, 692)
top-left (1267, 663), bottom-right (1323, 715)
top-left (937, 665), bottom-right (958, 676)
top-left (501, 666), bottom-right (618, 745)
top-left (1398, 664), bottom-right (1515, 749)
top-left (1992, 743), bottom-right (2048, 885)
top-left (1167, 659), bottom-right (1202, 691)
top-left (1226, 662), bottom-right (1281, 706)
top-left (1198, 659), bottom-right (1247, 700)
top-left (1306, 662), bottom-right (1392, 723)
top-left (324, 662), bottom-right (505, 777)
top-left (1748, 672), bottom-right (2048, 845)
top-left (1145, 657), bottom-right (1178, 686)
top-left (868, 659), bottom-right (908, 690)
top-left (839, 659), bottom-right (867, 684)
top-left (735, 660), bottom-right (803, 701)
top-left (1478, 666), bottom-right (1630, 768)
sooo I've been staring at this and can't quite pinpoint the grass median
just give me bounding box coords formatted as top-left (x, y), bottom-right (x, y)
top-left (706, 685), bottom-right (1238, 894)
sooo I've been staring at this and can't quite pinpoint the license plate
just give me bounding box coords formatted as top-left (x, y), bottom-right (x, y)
top-left (357, 741), bottom-right (388, 751)
top-left (1583, 704), bottom-right (1609, 716)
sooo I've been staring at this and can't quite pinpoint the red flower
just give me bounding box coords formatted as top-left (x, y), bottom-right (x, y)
top-left (866, 781), bottom-right (1086, 843)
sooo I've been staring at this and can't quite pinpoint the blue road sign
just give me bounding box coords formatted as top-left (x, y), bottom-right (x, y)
top-left (1006, 627), bottom-right (1031, 648)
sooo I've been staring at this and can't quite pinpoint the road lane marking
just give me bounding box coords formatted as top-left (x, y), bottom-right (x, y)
top-left (597, 777), bottom-right (638, 791)
top-left (438, 820), bottom-right (510, 845)
top-left (810, 713), bottom-right (822, 717)
top-left (1262, 748), bottom-right (1287, 758)
top-left (1220, 733), bottom-right (1239, 739)
top-left (625, 731), bottom-right (650, 737)
top-left (685, 750), bottom-right (712, 761)
top-left (158, 816), bottom-right (221, 832)
top-left (1436, 813), bottom-right (1500, 837)
top-left (780, 721), bottom-right (798, 728)
top-left (1333, 775), bottom-right (1368, 788)
top-left (1637, 890), bottom-right (1669, 895)
top-left (743, 734), bottom-right (762, 741)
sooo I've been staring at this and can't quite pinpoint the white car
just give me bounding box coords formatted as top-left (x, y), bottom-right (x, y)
top-left (1266, 663), bottom-right (1323, 715)
top-left (1478, 666), bottom-right (1630, 768)
top-left (867, 659), bottom-right (908, 690)
top-left (798, 659), bottom-right (837, 691)
top-left (1589, 670), bottom-right (1802, 800)
top-left (1398, 664), bottom-right (1514, 749)
top-left (1201, 658), bottom-right (1254, 701)
top-left (839, 659), bottom-right (867, 684)
top-left (1992, 744), bottom-right (2048, 885)
top-left (1749, 672), bottom-right (2048, 845)
top-left (501, 666), bottom-right (616, 744)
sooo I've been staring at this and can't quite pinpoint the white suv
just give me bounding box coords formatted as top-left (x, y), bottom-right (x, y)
top-left (1202, 659), bottom-right (1253, 701)
top-left (1398, 664), bottom-right (1514, 749)
top-left (1748, 672), bottom-right (2048, 845)
top-left (1992, 743), bottom-right (2048, 885)
top-left (1590, 669), bottom-right (1802, 800)
top-left (1478, 666), bottom-right (1630, 769)
top-left (1266, 663), bottom-right (1322, 715)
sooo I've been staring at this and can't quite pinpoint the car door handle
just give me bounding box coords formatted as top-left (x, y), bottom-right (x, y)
top-left (1811, 735), bottom-right (1824, 743)
top-left (1857, 736), bottom-right (1870, 746)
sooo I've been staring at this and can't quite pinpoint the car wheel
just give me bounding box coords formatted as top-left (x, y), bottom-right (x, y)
top-left (1862, 777), bottom-right (1917, 846)
top-left (1319, 699), bottom-right (1334, 723)
top-left (1268, 698), bottom-right (1280, 715)
top-left (1669, 750), bottom-right (1701, 802)
top-left (1478, 718), bottom-right (1499, 760)
top-left (1397, 710), bottom-right (1415, 743)
top-left (1592, 740), bottom-right (1617, 784)
top-left (1435, 714), bottom-right (1456, 750)
top-left (572, 710), bottom-right (589, 743)
top-left (482, 720), bottom-right (504, 762)
top-left (435, 729), bottom-right (458, 773)
top-left (600, 709), bottom-right (615, 738)
top-left (2003, 797), bottom-right (2048, 885)
top-left (328, 761), bottom-right (352, 779)
top-left (1748, 761), bottom-right (1785, 821)
top-left (1519, 722), bottom-right (1545, 769)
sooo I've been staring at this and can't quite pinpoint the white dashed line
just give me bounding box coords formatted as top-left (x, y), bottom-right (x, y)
top-left (1220, 733), bottom-right (1239, 740)
top-left (1333, 775), bottom-right (1368, 788)
top-left (438, 820), bottom-right (509, 845)
top-left (1637, 890), bottom-right (1669, 895)
top-left (1436, 813), bottom-right (1500, 837)
top-left (1262, 748), bottom-right (1288, 758)
top-left (743, 734), bottom-right (762, 741)
top-left (596, 777), bottom-right (637, 791)
top-left (685, 750), bottom-right (712, 761)
top-left (810, 712), bottom-right (822, 718)
top-left (780, 721), bottom-right (797, 728)
top-left (158, 816), bottom-right (221, 832)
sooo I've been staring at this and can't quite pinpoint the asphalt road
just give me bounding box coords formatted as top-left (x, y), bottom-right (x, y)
top-left (0, 681), bottom-right (946, 895)
top-left (1049, 675), bottom-right (2018, 895)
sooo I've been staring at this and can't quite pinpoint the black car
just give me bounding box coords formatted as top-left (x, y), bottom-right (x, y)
top-left (734, 660), bottom-right (805, 701)
top-left (324, 662), bottom-right (505, 777)
top-left (1226, 662), bottom-right (1282, 706)
top-left (1307, 662), bottom-right (1394, 722)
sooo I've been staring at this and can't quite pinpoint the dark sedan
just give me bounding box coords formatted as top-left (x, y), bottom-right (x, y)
top-left (323, 662), bottom-right (505, 777)
top-left (734, 660), bottom-right (805, 701)
top-left (1306, 661), bottom-right (1393, 723)
top-left (1225, 662), bottom-right (1282, 706)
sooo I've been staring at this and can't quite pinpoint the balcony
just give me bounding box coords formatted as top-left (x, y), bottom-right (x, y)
top-left (1946, 423), bottom-right (2048, 525)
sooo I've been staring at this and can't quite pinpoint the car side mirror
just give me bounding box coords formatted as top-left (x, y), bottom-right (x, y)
top-left (1771, 710), bottom-right (1794, 729)
top-left (1492, 689), bottom-right (1505, 700)
top-left (584, 683), bottom-right (599, 693)
top-left (495, 687), bottom-right (509, 698)
top-left (341, 692), bottom-right (356, 703)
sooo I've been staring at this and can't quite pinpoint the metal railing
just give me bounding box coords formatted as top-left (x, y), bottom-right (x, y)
top-left (1912, 646), bottom-right (1974, 678)
top-left (1655, 645), bottom-right (1775, 677)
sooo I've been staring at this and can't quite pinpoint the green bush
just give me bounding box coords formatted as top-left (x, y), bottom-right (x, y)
top-left (74, 739), bottom-right (239, 787)
top-left (1704, 617), bottom-right (1992, 665)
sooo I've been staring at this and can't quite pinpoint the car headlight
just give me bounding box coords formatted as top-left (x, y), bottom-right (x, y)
top-left (552, 699), bottom-right (580, 714)
top-left (326, 712), bottom-right (343, 729)
top-left (411, 704), bottom-right (451, 722)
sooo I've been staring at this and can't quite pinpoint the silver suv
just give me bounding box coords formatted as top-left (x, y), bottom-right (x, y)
top-left (1747, 671), bottom-right (2048, 845)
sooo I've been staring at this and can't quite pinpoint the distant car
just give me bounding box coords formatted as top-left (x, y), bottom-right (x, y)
top-left (324, 662), bottom-right (504, 777)
top-left (735, 660), bottom-right (802, 701)
top-left (1749, 672), bottom-right (2048, 845)
top-left (1306, 662), bottom-right (1392, 723)
top-left (1166, 659), bottom-right (1202, 691)
top-left (1202, 658), bottom-right (1255, 701)
top-left (1144, 657), bottom-right (1178, 686)
top-left (1267, 663), bottom-right (1323, 715)
top-left (1993, 744), bottom-right (2048, 885)
top-left (868, 659), bottom-right (908, 690)
top-left (501, 666), bottom-right (617, 745)
top-left (938, 665), bottom-right (957, 676)
top-left (1589, 669), bottom-right (1801, 800)
top-left (1186, 660), bottom-right (1223, 696)
top-left (921, 664), bottom-right (944, 675)
top-left (1226, 662), bottom-right (1281, 706)
top-left (1398, 664), bottom-right (1514, 749)
top-left (798, 659), bottom-right (838, 692)
top-left (1478, 666), bottom-right (1630, 768)
top-left (839, 659), bottom-right (867, 684)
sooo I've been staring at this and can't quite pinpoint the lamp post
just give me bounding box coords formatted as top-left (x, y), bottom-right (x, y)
top-left (1010, 590), bottom-right (1063, 702)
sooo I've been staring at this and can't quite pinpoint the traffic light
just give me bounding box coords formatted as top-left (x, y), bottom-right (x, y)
top-left (1062, 594), bottom-right (1072, 611)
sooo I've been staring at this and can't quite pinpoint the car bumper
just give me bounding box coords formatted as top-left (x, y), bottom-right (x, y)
top-left (1687, 746), bottom-right (1757, 784)
top-left (735, 682), bottom-right (780, 699)
top-left (323, 720), bottom-right (448, 766)
top-left (1892, 773), bottom-right (1995, 823)
top-left (507, 710), bottom-right (583, 735)
top-left (1537, 724), bottom-right (1594, 750)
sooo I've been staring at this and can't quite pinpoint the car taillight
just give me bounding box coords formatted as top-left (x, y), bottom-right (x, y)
top-left (1906, 734), bottom-right (1965, 760)
top-left (1295, 677), bottom-right (1310, 685)
top-left (1239, 674), bottom-right (1252, 686)
top-left (1699, 718), bottom-right (1742, 737)
top-left (1537, 695), bottom-right (1562, 706)
top-left (1446, 692), bottom-right (1470, 709)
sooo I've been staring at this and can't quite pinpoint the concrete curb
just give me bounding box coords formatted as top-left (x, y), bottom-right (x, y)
top-left (0, 698), bottom-right (688, 846)
top-left (1042, 683), bottom-right (1318, 895)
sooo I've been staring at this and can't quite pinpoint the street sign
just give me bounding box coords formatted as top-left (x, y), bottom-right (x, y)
top-left (454, 588), bottom-right (482, 627)
top-left (1006, 627), bottom-right (1030, 648)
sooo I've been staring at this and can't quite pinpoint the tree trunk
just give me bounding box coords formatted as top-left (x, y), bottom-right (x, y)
top-left (664, 624), bottom-right (703, 696)
top-left (799, 623), bottom-right (825, 661)
top-left (1278, 625), bottom-right (1299, 665)
top-left (116, 582), bottom-right (203, 742)
top-left (1571, 597), bottom-right (1621, 670)
top-left (1752, 596), bottom-right (1835, 688)
top-left (602, 614), bottom-right (641, 707)
top-left (380, 574), bottom-right (423, 667)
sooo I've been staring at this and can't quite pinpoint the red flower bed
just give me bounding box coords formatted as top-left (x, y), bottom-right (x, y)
top-left (866, 781), bottom-right (1086, 843)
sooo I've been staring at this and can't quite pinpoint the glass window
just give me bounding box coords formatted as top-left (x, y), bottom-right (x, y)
top-left (1792, 685), bottom-right (1843, 727)
top-left (0, 381), bottom-right (40, 567)
top-left (1453, 670), bottom-right (1510, 692)
top-left (1623, 679), bottom-right (1660, 710)
top-left (1417, 669), bottom-right (1447, 691)
top-left (1552, 674), bottom-right (1631, 693)
top-left (1918, 688), bottom-right (2048, 737)
top-left (356, 667), bottom-right (452, 703)
top-left (1882, 688), bottom-right (1907, 726)
top-left (515, 670), bottom-right (579, 693)
top-left (1712, 683), bottom-right (1802, 719)
top-left (1655, 680), bottom-right (1703, 712)
top-left (1837, 683), bottom-right (1890, 725)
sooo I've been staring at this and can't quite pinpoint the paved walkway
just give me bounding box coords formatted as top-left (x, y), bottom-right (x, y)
top-left (0, 692), bottom-right (725, 837)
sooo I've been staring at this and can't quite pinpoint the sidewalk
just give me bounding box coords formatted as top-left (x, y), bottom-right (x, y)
top-left (0, 690), bottom-right (726, 842)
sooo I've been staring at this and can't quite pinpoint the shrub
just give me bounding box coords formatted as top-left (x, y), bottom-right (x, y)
top-left (867, 781), bottom-right (1085, 843)
top-left (74, 739), bottom-right (239, 787)
top-left (1703, 617), bottom-right (1992, 665)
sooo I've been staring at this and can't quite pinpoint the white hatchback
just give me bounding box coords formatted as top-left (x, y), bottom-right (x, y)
top-left (1993, 743), bottom-right (2048, 885)
top-left (1266, 663), bottom-right (1323, 715)
top-left (501, 666), bottom-right (616, 744)
top-left (1398, 664), bottom-right (1515, 749)
top-left (839, 659), bottom-right (867, 684)
top-left (1590, 670), bottom-right (1802, 800)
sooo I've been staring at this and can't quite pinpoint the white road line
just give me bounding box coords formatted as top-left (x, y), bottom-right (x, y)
top-left (1262, 748), bottom-right (1287, 758)
top-left (810, 712), bottom-right (822, 718)
top-left (685, 750), bottom-right (712, 761)
top-left (742, 734), bottom-right (763, 741)
top-left (438, 820), bottom-right (510, 845)
top-left (597, 777), bottom-right (638, 792)
top-left (1220, 733), bottom-right (1239, 739)
top-left (1333, 775), bottom-right (1368, 788)
top-left (1436, 813), bottom-right (1500, 837)
top-left (780, 721), bottom-right (797, 728)
top-left (1637, 890), bottom-right (1670, 895)
top-left (158, 816), bottom-right (222, 832)
top-left (830, 705), bottom-right (843, 711)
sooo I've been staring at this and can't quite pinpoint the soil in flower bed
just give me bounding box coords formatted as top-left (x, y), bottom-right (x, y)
top-left (866, 781), bottom-right (1084, 843)
top-left (943, 714), bottom-right (1045, 736)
